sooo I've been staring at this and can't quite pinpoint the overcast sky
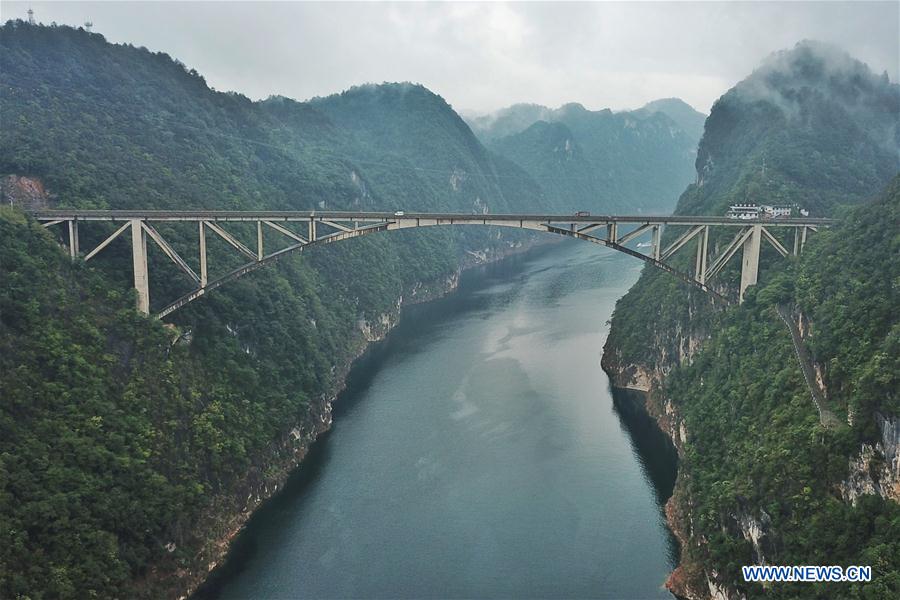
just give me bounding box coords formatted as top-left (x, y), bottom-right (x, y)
top-left (3, 1), bottom-right (898, 114)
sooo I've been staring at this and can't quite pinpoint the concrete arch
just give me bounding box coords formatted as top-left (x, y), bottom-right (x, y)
top-left (156, 220), bottom-right (729, 319)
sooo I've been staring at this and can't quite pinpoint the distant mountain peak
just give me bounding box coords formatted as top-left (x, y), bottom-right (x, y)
top-left (317, 81), bottom-right (447, 104)
top-left (634, 98), bottom-right (706, 141)
top-left (466, 97), bottom-right (706, 145)
top-left (557, 102), bottom-right (588, 113)
top-left (639, 97), bottom-right (701, 114)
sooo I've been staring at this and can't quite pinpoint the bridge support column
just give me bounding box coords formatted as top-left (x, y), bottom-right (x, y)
top-left (607, 222), bottom-right (617, 244)
top-left (695, 225), bottom-right (708, 284)
top-left (67, 219), bottom-right (79, 258)
top-left (651, 225), bottom-right (662, 260)
top-left (308, 219), bottom-right (316, 242)
top-left (131, 219), bottom-right (150, 314)
top-left (739, 224), bottom-right (762, 303)
top-left (257, 221), bottom-right (264, 260)
top-left (199, 221), bottom-right (208, 287)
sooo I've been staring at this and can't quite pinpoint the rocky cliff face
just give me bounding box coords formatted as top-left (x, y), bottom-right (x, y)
top-left (604, 336), bottom-right (769, 600)
top-left (1, 174), bottom-right (52, 208)
top-left (841, 414), bottom-right (900, 505)
top-left (604, 305), bottom-right (899, 600)
top-left (602, 324), bottom-right (708, 598)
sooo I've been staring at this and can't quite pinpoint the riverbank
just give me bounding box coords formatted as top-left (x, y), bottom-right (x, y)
top-left (602, 381), bottom-right (697, 599)
top-left (601, 346), bottom-right (698, 599)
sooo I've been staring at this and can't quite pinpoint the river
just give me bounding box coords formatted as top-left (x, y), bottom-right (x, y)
top-left (197, 240), bottom-right (678, 599)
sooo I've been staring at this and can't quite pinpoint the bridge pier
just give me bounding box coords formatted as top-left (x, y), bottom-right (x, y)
top-left (131, 219), bottom-right (150, 315)
top-left (257, 221), bottom-right (264, 260)
top-left (739, 224), bottom-right (762, 303)
top-left (651, 225), bottom-right (662, 260)
top-left (199, 221), bottom-right (208, 287)
top-left (695, 225), bottom-right (708, 284)
top-left (67, 219), bottom-right (79, 258)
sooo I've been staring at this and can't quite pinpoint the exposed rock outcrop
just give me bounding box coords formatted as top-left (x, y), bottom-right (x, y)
top-left (841, 413), bottom-right (900, 504)
top-left (1, 174), bottom-right (53, 209)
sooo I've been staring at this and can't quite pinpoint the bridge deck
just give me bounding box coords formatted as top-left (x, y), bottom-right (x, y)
top-left (30, 209), bottom-right (834, 227)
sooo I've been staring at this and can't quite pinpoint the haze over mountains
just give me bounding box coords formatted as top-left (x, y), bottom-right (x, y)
top-left (466, 99), bottom-right (705, 212)
top-left (680, 39), bottom-right (900, 216)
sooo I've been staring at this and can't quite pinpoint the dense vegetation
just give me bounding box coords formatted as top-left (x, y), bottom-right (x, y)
top-left (467, 99), bottom-right (704, 212)
top-left (669, 179), bottom-right (899, 598)
top-left (605, 41), bottom-right (900, 598)
top-left (1, 208), bottom-right (350, 598)
top-left (5, 20), bottom-right (894, 600)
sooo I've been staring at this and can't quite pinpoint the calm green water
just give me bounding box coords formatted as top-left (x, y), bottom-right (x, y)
top-left (198, 240), bottom-right (678, 599)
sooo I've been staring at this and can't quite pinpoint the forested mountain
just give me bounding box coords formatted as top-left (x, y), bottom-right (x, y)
top-left (635, 97), bottom-right (707, 141)
top-left (682, 40), bottom-right (899, 216)
top-left (487, 120), bottom-right (600, 214)
top-left (0, 22), bottom-right (555, 599)
top-left (4, 19), bottom-right (895, 600)
top-left (468, 100), bottom-right (704, 212)
top-left (603, 40), bottom-right (900, 598)
top-left (308, 84), bottom-right (535, 213)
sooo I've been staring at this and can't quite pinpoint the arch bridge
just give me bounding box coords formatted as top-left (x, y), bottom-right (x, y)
top-left (32, 210), bottom-right (832, 319)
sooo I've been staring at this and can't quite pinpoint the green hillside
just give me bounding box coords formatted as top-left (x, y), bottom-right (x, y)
top-left (488, 120), bottom-right (601, 213)
top-left (606, 40), bottom-right (900, 372)
top-left (666, 177), bottom-right (899, 598)
top-left (2, 208), bottom-right (348, 598)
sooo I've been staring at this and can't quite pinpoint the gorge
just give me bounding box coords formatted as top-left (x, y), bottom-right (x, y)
top-left (1, 20), bottom-right (898, 600)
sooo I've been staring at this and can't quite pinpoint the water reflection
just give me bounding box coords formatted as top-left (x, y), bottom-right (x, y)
top-left (610, 386), bottom-right (680, 564)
